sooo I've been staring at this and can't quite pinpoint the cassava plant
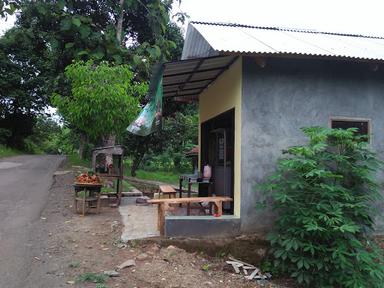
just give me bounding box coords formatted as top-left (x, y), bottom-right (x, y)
top-left (260, 127), bottom-right (384, 287)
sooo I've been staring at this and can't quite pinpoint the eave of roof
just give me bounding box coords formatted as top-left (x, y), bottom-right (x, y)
top-left (182, 21), bottom-right (384, 62)
top-left (165, 21), bottom-right (384, 102)
top-left (163, 55), bottom-right (238, 102)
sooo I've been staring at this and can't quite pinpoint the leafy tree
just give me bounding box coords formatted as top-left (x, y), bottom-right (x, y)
top-left (260, 127), bottom-right (384, 287)
top-left (0, 0), bottom-right (184, 150)
top-left (16, 0), bottom-right (184, 78)
top-left (124, 104), bottom-right (198, 176)
top-left (0, 26), bottom-right (53, 148)
top-left (23, 116), bottom-right (61, 153)
top-left (0, 0), bottom-right (20, 17)
top-left (52, 61), bottom-right (147, 158)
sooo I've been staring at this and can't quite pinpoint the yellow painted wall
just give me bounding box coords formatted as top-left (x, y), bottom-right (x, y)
top-left (199, 57), bottom-right (242, 217)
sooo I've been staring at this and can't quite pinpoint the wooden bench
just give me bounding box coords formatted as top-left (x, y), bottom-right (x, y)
top-left (147, 196), bottom-right (233, 235)
top-left (158, 185), bottom-right (177, 199)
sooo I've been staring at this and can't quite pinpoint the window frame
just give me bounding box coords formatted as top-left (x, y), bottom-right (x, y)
top-left (328, 116), bottom-right (372, 144)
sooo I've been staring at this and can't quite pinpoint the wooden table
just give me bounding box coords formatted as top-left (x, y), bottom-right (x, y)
top-left (73, 183), bottom-right (103, 216)
top-left (158, 185), bottom-right (177, 198)
top-left (179, 175), bottom-right (213, 215)
top-left (148, 196), bottom-right (233, 235)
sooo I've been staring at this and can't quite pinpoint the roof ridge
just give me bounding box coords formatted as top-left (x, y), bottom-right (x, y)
top-left (190, 21), bottom-right (384, 40)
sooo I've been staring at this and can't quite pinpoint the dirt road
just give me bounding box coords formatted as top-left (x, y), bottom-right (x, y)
top-left (0, 155), bottom-right (64, 288)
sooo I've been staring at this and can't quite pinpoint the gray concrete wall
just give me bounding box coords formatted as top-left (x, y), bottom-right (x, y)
top-left (241, 56), bottom-right (384, 234)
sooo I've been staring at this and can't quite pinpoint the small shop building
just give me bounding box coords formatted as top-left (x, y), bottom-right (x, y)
top-left (161, 21), bottom-right (384, 237)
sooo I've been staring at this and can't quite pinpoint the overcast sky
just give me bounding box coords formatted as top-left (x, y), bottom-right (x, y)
top-left (1, 0), bottom-right (384, 37)
top-left (176, 0), bottom-right (384, 37)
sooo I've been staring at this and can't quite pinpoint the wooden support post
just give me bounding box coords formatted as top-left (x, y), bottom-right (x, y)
top-left (82, 189), bottom-right (86, 216)
top-left (157, 203), bottom-right (168, 236)
top-left (96, 191), bottom-right (101, 214)
top-left (179, 177), bottom-right (183, 198)
top-left (213, 201), bottom-right (223, 217)
top-left (187, 182), bottom-right (192, 215)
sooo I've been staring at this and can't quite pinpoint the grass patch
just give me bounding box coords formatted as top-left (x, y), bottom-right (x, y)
top-left (67, 153), bottom-right (90, 168)
top-left (132, 170), bottom-right (180, 185)
top-left (101, 179), bottom-right (133, 193)
top-left (0, 145), bottom-right (22, 158)
top-left (75, 272), bottom-right (108, 284)
top-left (201, 263), bottom-right (210, 271)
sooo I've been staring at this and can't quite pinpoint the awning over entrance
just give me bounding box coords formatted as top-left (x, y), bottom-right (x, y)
top-left (163, 55), bottom-right (238, 102)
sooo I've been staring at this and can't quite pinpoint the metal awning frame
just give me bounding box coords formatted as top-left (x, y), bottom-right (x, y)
top-left (162, 55), bottom-right (238, 102)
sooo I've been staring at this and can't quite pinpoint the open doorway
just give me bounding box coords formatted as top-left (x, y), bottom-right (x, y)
top-left (200, 109), bottom-right (234, 214)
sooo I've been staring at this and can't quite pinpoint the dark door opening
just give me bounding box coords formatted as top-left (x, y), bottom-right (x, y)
top-left (200, 109), bottom-right (234, 214)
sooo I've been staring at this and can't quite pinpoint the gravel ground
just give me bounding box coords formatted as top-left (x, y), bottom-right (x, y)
top-left (21, 168), bottom-right (293, 288)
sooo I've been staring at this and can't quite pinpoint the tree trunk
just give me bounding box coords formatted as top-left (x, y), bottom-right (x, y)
top-left (116, 0), bottom-right (125, 45)
top-left (131, 152), bottom-right (145, 177)
top-left (79, 133), bottom-right (87, 159)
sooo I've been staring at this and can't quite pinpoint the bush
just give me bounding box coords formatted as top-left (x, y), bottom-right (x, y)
top-left (260, 127), bottom-right (384, 287)
top-left (0, 128), bottom-right (11, 144)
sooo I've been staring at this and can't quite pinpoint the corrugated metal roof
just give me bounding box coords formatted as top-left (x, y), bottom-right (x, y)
top-left (163, 56), bottom-right (237, 102)
top-left (181, 21), bottom-right (384, 61)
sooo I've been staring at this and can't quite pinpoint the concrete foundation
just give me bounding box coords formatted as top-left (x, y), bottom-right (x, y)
top-left (165, 215), bottom-right (240, 238)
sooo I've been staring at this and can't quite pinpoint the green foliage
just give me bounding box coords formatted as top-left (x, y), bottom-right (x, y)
top-left (75, 272), bottom-right (108, 284)
top-left (0, 0), bottom-right (20, 17)
top-left (23, 116), bottom-right (61, 154)
top-left (0, 128), bottom-right (11, 144)
top-left (131, 169), bottom-right (180, 185)
top-left (53, 60), bottom-right (147, 141)
top-left (1, 0), bottom-right (184, 150)
top-left (0, 145), bottom-right (21, 158)
top-left (0, 26), bottom-right (53, 148)
top-left (101, 179), bottom-right (133, 193)
top-left (260, 127), bottom-right (384, 287)
top-left (66, 153), bottom-right (90, 168)
top-left (124, 105), bottom-right (198, 176)
top-left (201, 263), bottom-right (210, 271)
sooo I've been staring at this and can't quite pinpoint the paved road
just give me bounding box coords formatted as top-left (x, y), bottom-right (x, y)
top-left (0, 155), bottom-right (64, 288)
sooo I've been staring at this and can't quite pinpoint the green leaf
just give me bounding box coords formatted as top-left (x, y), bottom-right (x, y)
top-left (112, 55), bottom-right (123, 64)
top-left (76, 50), bottom-right (89, 57)
top-left (36, 4), bottom-right (47, 15)
top-left (57, 0), bottom-right (65, 10)
top-left (72, 17), bottom-right (81, 27)
top-left (133, 55), bottom-right (142, 65)
top-left (79, 26), bottom-right (91, 39)
top-left (60, 18), bottom-right (72, 31)
top-left (65, 42), bottom-right (75, 49)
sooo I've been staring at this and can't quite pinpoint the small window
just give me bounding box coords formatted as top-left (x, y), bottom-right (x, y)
top-left (330, 117), bottom-right (370, 141)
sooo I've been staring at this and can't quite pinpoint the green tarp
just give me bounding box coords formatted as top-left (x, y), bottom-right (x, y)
top-left (127, 64), bottom-right (163, 136)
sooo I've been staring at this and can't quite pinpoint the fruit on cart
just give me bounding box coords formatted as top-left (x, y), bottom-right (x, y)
top-left (76, 172), bottom-right (101, 184)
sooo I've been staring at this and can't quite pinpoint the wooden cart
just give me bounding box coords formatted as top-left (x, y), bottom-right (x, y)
top-left (73, 182), bottom-right (103, 216)
top-left (92, 145), bottom-right (124, 206)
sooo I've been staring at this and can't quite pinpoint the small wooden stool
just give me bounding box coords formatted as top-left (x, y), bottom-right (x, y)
top-left (158, 185), bottom-right (177, 199)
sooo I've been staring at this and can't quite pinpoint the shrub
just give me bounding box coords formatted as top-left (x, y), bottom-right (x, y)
top-left (260, 127), bottom-right (384, 287)
top-left (75, 272), bottom-right (107, 284)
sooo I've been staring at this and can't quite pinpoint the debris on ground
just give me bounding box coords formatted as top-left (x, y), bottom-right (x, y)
top-left (226, 257), bottom-right (272, 281)
top-left (136, 196), bottom-right (150, 205)
top-left (116, 259), bottom-right (136, 270)
top-left (136, 252), bottom-right (150, 261)
top-left (103, 270), bottom-right (120, 277)
top-left (29, 171), bottom-right (292, 288)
